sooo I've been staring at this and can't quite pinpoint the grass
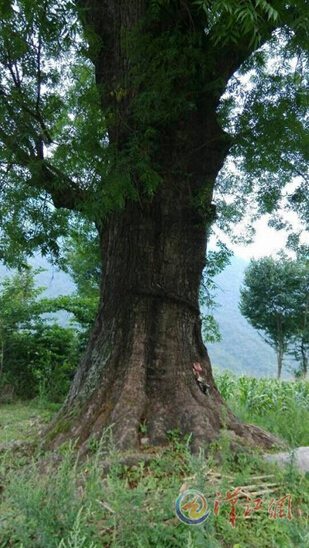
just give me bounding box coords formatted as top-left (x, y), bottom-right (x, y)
top-left (0, 400), bottom-right (59, 444)
top-left (215, 372), bottom-right (309, 447)
top-left (0, 374), bottom-right (308, 547)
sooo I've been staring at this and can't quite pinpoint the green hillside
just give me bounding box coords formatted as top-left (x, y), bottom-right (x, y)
top-left (206, 256), bottom-right (294, 378)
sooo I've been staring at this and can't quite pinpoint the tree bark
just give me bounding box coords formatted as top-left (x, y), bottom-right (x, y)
top-left (277, 345), bottom-right (284, 380)
top-left (46, 0), bottom-right (282, 453)
top-left (276, 316), bottom-right (285, 380)
top-left (47, 177), bottom-right (280, 453)
top-left (300, 337), bottom-right (308, 378)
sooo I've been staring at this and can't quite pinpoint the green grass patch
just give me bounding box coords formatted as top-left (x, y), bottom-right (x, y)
top-left (0, 434), bottom-right (308, 547)
top-left (0, 375), bottom-right (308, 547)
top-left (0, 401), bottom-right (59, 445)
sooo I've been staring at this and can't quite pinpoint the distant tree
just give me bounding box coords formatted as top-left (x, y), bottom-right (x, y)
top-left (239, 256), bottom-right (308, 379)
top-left (27, 323), bottom-right (80, 401)
top-left (0, 266), bottom-right (45, 377)
top-left (0, 267), bottom-right (79, 399)
top-left (288, 263), bottom-right (309, 378)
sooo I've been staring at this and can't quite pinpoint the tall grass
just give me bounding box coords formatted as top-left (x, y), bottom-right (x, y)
top-left (215, 371), bottom-right (309, 446)
top-left (0, 373), bottom-right (308, 547)
top-left (1, 434), bottom-right (308, 547)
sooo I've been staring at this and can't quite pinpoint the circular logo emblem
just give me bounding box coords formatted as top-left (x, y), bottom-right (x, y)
top-left (175, 489), bottom-right (210, 525)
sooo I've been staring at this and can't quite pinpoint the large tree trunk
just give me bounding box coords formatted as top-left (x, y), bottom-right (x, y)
top-left (46, 0), bottom-right (281, 453)
top-left (47, 180), bottom-right (279, 453)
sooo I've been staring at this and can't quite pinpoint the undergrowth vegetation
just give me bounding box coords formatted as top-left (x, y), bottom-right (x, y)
top-left (0, 372), bottom-right (308, 547)
top-left (215, 371), bottom-right (309, 447)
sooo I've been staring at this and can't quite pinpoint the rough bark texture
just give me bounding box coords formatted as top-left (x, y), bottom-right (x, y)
top-left (46, 0), bottom-right (282, 453)
top-left (48, 183), bottom-right (280, 453)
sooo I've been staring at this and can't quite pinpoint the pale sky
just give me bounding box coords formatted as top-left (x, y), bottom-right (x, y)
top-left (211, 212), bottom-right (309, 261)
top-left (231, 218), bottom-right (299, 260)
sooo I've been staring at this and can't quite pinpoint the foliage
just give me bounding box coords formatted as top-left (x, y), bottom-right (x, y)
top-left (27, 323), bottom-right (80, 402)
top-left (0, 267), bottom-right (80, 399)
top-left (239, 255), bottom-right (309, 378)
top-left (59, 222), bottom-right (101, 300)
top-left (0, 0), bottom-right (80, 265)
top-left (0, 266), bottom-right (47, 395)
top-left (197, 0), bottom-right (279, 46)
top-left (214, 30), bottom-right (308, 249)
top-left (215, 370), bottom-right (309, 446)
top-left (51, 222), bottom-right (101, 335)
top-left (44, 295), bottom-right (98, 332)
top-left (0, 266), bottom-right (46, 334)
top-left (200, 243), bottom-right (233, 342)
top-left (0, 0), bottom-right (307, 266)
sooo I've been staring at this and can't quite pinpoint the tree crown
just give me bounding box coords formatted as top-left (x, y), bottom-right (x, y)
top-left (0, 0), bottom-right (308, 263)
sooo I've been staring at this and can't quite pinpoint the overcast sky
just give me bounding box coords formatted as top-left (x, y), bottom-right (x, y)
top-left (232, 219), bottom-right (295, 260)
top-left (222, 214), bottom-right (308, 261)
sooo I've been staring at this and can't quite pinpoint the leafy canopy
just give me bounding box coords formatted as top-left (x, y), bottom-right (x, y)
top-left (0, 0), bottom-right (308, 264)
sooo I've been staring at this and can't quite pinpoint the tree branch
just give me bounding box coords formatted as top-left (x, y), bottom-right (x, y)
top-left (0, 126), bottom-right (87, 211)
